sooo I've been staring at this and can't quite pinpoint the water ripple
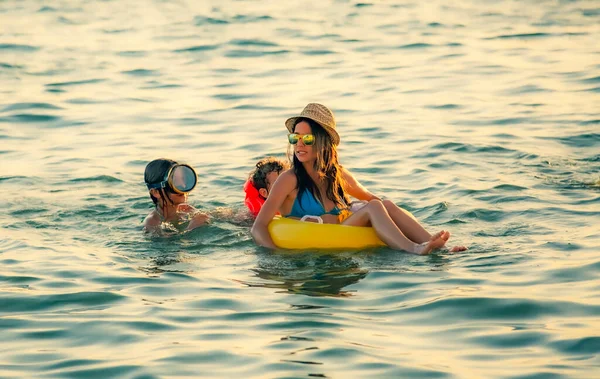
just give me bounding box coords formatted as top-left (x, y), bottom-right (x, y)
top-left (0, 1), bottom-right (598, 378)
top-left (0, 292), bottom-right (125, 314)
top-left (550, 336), bottom-right (600, 355)
top-left (174, 44), bottom-right (220, 53)
top-left (45, 79), bottom-right (106, 88)
top-left (0, 114), bottom-right (61, 123)
top-left (0, 43), bottom-right (39, 52)
top-left (67, 175), bottom-right (123, 184)
top-left (1, 103), bottom-right (62, 112)
top-left (398, 43), bottom-right (433, 49)
top-left (121, 69), bottom-right (160, 77)
top-left (407, 297), bottom-right (599, 320)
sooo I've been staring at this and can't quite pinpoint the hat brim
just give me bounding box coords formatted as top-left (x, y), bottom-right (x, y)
top-left (285, 116), bottom-right (340, 145)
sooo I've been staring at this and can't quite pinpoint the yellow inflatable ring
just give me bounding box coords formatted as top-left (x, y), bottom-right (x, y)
top-left (268, 216), bottom-right (385, 250)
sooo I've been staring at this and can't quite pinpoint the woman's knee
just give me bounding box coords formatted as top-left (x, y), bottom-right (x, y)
top-left (366, 199), bottom-right (385, 212)
top-left (382, 199), bottom-right (395, 209)
top-left (383, 199), bottom-right (408, 213)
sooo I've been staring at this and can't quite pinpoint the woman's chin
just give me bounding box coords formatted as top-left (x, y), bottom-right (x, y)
top-left (295, 153), bottom-right (310, 162)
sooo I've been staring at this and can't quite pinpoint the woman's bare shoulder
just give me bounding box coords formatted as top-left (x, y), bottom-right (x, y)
top-left (278, 169), bottom-right (297, 185)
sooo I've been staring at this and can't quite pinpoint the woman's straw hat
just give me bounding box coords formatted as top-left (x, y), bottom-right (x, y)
top-left (285, 103), bottom-right (340, 145)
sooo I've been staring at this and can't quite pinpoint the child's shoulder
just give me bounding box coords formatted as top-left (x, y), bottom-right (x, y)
top-left (143, 211), bottom-right (161, 230)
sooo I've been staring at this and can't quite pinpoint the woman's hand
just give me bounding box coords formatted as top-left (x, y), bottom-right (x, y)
top-left (341, 167), bottom-right (379, 201)
top-left (320, 214), bottom-right (339, 224)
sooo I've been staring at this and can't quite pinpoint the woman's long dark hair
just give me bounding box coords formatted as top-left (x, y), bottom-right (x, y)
top-left (289, 118), bottom-right (350, 210)
top-left (144, 158), bottom-right (177, 207)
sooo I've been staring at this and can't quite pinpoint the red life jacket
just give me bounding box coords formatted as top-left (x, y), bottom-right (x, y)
top-left (244, 179), bottom-right (265, 217)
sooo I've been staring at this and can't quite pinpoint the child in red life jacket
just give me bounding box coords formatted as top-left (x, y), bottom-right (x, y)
top-left (244, 157), bottom-right (289, 217)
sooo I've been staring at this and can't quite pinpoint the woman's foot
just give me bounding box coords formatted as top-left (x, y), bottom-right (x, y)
top-left (416, 230), bottom-right (450, 255)
top-left (449, 245), bottom-right (468, 252)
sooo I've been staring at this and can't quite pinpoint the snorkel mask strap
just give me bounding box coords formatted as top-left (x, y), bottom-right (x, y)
top-left (146, 181), bottom-right (167, 190)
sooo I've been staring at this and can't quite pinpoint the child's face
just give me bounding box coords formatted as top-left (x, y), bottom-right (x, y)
top-left (169, 192), bottom-right (188, 205)
top-left (151, 189), bottom-right (188, 206)
top-left (260, 171), bottom-right (280, 199)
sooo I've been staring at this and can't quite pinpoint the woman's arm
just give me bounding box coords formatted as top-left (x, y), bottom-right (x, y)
top-left (341, 167), bottom-right (380, 201)
top-left (251, 170), bottom-right (297, 249)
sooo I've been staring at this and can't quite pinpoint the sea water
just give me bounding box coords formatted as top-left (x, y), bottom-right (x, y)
top-left (1, 0), bottom-right (599, 378)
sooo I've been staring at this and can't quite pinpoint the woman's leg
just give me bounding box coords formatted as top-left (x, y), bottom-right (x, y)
top-left (382, 200), bottom-right (432, 244)
top-left (342, 200), bottom-right (449, 254)
top-left (382, 200), bottom-right (468, 252)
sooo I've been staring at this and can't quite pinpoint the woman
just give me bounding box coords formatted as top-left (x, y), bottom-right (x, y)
top-left (251, 103), bottom-right (466, 254)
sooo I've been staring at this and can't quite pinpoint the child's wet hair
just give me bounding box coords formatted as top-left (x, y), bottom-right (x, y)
top-left (144, 158), bottom-right (177, 206)
top-left (250, 157), bottom-right (289, 190)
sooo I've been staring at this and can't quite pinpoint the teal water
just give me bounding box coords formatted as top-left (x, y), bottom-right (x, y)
top-left (1, 0), bottom-right (599, 378)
